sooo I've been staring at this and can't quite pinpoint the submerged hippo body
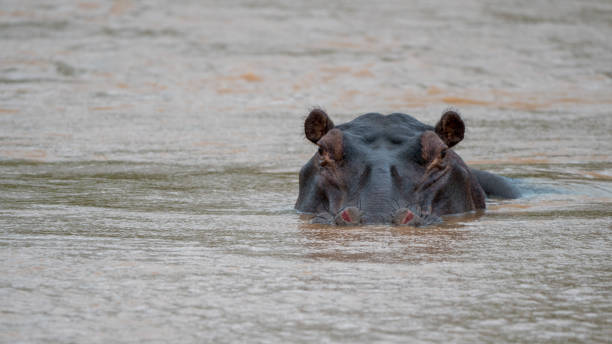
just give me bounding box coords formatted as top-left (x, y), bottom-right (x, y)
top-left (295, 109), bottom-right (519, 225)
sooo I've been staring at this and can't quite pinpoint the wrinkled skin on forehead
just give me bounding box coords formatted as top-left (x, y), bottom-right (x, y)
top-left (295, 109), bottom-right (519, 226)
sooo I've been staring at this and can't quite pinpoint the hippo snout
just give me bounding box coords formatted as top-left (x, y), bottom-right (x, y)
top-left (329, 206), bottom-right (433, 226)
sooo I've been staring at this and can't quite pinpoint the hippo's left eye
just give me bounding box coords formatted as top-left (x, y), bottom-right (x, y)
top-left (318, 147), bottom-right (323, 155)
top-left (440, 148), bottom-right (447, 159)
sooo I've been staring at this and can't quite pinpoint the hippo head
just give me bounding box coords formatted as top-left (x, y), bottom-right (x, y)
top-left (295, 109), bottom-right (486, 225)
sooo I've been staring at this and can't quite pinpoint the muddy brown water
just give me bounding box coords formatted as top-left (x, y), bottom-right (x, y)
top-left (1, 1), bottom-right (611, 343)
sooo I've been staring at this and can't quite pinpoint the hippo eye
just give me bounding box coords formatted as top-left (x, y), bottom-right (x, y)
top-left (440, 148), bottom-right (447, 159)
top-left (318, 147), bottom-right (323, 155)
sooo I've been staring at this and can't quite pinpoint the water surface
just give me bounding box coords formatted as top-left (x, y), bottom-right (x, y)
top-left (1, 0), bottom-right (611, 342)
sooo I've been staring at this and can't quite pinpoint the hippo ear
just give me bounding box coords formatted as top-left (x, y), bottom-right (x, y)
top-left (434, 110), bottom-right (465, 148)
top-left (305, 108), bottom-right (335, 144)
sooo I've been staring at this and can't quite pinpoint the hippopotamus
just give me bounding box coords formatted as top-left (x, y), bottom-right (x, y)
top-left (295, 109), bottom-right (520, 225)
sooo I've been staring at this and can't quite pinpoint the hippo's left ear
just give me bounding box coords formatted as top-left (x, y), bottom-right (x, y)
top-left (434, 110), bottom-right (465, 148)
top-left (305, 108), bottom-right (335, 144)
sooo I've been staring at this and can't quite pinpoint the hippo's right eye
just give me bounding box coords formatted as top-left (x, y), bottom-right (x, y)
top-left (317, 147), bottom-right (328, 167)
top-left (440, 148), bottom-right (447, 159)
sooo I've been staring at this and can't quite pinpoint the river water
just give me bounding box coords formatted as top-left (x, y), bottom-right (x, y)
top-left (1, 0), bottom-right (611, 343)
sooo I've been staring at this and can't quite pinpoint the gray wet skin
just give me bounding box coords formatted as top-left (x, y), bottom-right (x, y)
top-left (295, 109), bottom-right (520, 225)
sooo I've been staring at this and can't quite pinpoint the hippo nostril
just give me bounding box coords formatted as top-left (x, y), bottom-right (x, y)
top-left (341, 210), bottom-right (351, 222)
top-left (393, 208), bottom-right (420, 226)
top-left (335, 207), bottom-right (361, 226)
top-left (401, 211), bottom-right (414, 224)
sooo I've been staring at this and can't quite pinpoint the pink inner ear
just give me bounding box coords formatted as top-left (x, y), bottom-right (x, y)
top-left (341, 209), bottom-right (352, 222)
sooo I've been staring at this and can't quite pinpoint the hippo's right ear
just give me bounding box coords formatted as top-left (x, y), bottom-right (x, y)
top-left (305, 108), bottom-right (335, 144)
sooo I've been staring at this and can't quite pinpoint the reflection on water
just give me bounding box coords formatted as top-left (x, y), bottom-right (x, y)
top-left (1, 0), bottom-right (612, 343)
top-left (299, 220), bottom-right (473, 263)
